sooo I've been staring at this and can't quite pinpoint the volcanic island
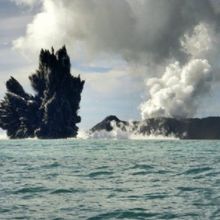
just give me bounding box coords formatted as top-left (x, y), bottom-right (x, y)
top-left (1, 47), bottom-right (220, 139)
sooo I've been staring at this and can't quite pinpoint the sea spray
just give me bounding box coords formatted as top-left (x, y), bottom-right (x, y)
top-left (78, 120), bottom-right (178, 140)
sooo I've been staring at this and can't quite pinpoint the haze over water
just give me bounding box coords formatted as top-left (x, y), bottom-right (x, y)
top-left (0, 139), bottom-right (220, 219)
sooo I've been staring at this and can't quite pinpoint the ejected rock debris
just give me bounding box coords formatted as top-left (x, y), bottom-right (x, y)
top-left (0, 46), bottom-right (84, 139)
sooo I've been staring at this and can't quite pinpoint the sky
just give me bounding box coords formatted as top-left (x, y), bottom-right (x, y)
top-left (1, 0), bottom-right (220, 129)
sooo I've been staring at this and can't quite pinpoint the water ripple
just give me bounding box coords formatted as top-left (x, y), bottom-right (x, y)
top-left (87, 171), bottom-right (114, 178)
top-left (183, 166), bottom-right (213, 175)
top-left (51, 188), bottom-right (85, 194)
top-left (87, 209), bottom-right (159, 220)
top-left (13, 186), bottom-right (49, 194)
top-left (0, 139), bottom-right (220, 219)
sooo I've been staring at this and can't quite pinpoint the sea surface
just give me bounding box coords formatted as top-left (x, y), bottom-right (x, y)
top-left (0, 139), bottom-right (220, 219)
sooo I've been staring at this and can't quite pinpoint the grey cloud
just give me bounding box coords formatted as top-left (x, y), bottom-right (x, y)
top-left (12, 0), bottom-right (220, 63)
top-left (11, 0), bottom-right (220, 119)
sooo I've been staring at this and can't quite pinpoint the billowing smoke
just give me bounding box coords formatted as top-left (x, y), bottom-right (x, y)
top-left (12, 0), bottom-right (220, 119)
top-left (13, 0), bottom-right (220, 63)
top-left (140, 23), bottom-right (215, 119)
top-left (140, 59), bottom-right (212, 119)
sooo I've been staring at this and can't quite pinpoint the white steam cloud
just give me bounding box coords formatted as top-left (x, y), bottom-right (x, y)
top-left (140, 59), bottom-right (212, 119)
top-left (140, 23), bottom-right (214, 119)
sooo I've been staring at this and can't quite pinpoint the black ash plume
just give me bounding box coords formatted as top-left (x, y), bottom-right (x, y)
top-left (0, 46), bottom-right (85, 139)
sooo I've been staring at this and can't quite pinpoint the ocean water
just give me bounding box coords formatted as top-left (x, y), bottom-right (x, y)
top-left (1, 139), bottom-right (220, 220)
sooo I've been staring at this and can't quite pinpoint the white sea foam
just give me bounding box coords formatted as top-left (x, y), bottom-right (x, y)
top-left (78, 129), bottom-right (177, 140)
top-left (0, 132), bottom-right (8, 140)
top-left (0, 127), bottom-right (177, 141)
top-left (77, 120), bottom-right (178, 141)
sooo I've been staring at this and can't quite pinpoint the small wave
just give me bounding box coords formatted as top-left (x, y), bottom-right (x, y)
top-left (131, 164), bottom-right (154, 170)
top-left (113, 188), bottom-right (132, 193)
top-left (132, 171), bottom-right (152, 176)
top-left (205, 171), bottom-right (220, 177)
top-left (127, 193), bottom-right (168, 200)
top-left (41, 162), bottom-right (61, 169)
top-left (87, 209), bottom-right (159, 220)
top-left (13, 186), bottom-right (49, 194)
top-left (156, 169), bottom-right (172, 174)
top-left (144, 193), bottom-right (168, 200)
top-left (177, 186), bottom-right (204, 192)
top-left (130, 164), bottom-right (172, 176)
top-left (95, 165), bottom-right (110, 170)
top-left (0, 208), bottom-right (10, 213)
top-left (50, 188), bottom-right (83, 194)
top-left (183, 166), bottom-right (212, 175)
top-left (88, 171), bottom-right (114, 178)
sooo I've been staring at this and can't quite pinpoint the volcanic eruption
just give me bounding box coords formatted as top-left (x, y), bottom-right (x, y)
top-left (0, 46), bottom-right (85, 139)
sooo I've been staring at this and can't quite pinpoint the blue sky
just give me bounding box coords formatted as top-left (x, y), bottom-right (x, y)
top-left (1, 0), bottom-right (220, 131)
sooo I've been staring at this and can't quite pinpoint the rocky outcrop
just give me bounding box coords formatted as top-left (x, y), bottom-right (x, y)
top-left (91, 115), bottom-right (220, 139)
top-left (0, 46), bottom-right (84, 139)
top-left (91, 116), bottom-right (129, 132)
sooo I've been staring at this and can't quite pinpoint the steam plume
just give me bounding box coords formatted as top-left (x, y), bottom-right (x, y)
top-left (12, 0), bottom-right (220, 119)
top-left (140, 24), bottom-right (215, 119)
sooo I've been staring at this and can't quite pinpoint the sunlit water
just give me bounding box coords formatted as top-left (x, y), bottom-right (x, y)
top-left (1, 139), bottom-right (220, 219)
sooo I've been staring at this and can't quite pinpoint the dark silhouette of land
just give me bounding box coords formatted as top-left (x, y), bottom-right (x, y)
top-left (1, 46), bottom-right (219, 140)
top-left (91, 115), bottom-right (220, 139)
top-left (0, 46), bottom-right (84, 139)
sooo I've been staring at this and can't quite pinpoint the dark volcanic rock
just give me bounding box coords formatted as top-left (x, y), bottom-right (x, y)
top-left (0, 46), bottom-right (84, 139)
top-left (91, 115), bottom-right (220, 139)
top-left (91, 115), bottom-right (128, 132)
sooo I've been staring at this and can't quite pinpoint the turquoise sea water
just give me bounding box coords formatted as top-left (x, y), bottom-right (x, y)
top-left (0, 139), bottom-right (220, 219)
